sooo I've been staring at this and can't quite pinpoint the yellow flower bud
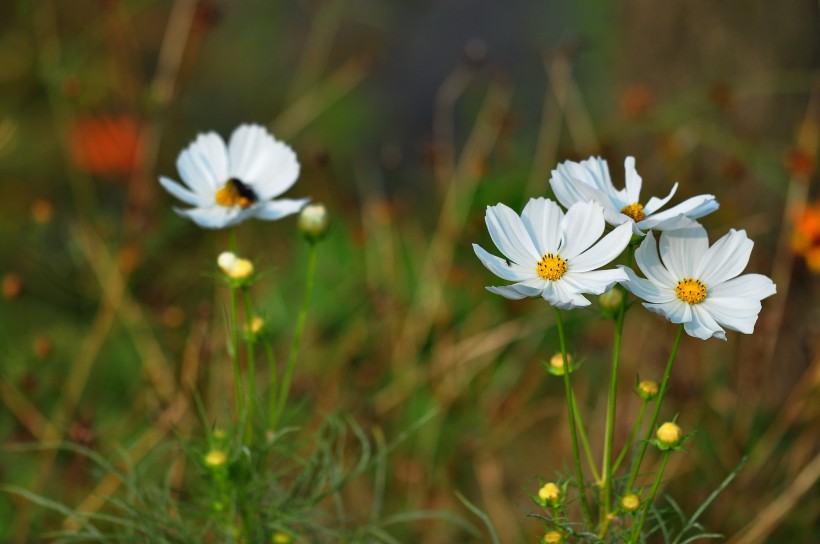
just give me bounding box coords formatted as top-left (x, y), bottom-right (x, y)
top-left (204, 449), bottom-right (228, 468)
top-left (217, 251), bottom-right (237, 274)
top-left (621, 493), bottom-right (641, 512)
top-left (543, 530), bottom-right (563, 544)
top-left (638, 380), bottom-right (659, 400)
top-left (549, 353), bottom-right (571, 375)
top-left (217, 252), bottom-right (254, 281)
top-left (537, 482), bottom-right (561, 507)
top-left (246, 315), bottom-right (265, 335)
top-left (271, 532), bottom-right (292, 544)
top-left (656, 422), bottom-right (683, 448)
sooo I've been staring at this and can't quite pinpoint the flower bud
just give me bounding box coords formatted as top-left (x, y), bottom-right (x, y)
top-left (548, 353), bottom-right (571, 376)
top-left (542, 530), bottom-right (563, 544)
top-left (217, 252), bottom-right (254, 281)
top-left (298, 203), bottom-right (329, 242)
top-left (271, 532), bottom-right (293, 544)
top-left (204, 448), bottom-right (228, 468)
top-left (598, 286), bottom-right (624, 311)
top-left (245, 315), bottom-right (266, 336)
top-left (537, 482), bottom-right (561, 507)
top-left (656, 422), bottom-right (683, 449)
top-left (621, 493), bottom-right (641, 513)
top-left (217, 252), bottom-right (237, 274)
top-left (637, 380), bottom-right (659, 400)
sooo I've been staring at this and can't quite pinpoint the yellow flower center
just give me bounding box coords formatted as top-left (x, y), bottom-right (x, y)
top-left (675, 277), bottom-right (707, 304)
top-left (621, 202), bottom-right (645, 222)
top-left (536, 253), bottom-right (567, 281)
top-left (214, 178), bottom-right (257, 209)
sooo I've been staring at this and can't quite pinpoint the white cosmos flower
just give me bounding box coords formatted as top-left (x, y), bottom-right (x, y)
top-left (619, 220), bottom-right (776, 340)
top-left (159, 124), bottom-right (308, 229)
top-left (473, 198), bottom-right (633, 310)
top-left (549, 156), bottom-right (719, 235)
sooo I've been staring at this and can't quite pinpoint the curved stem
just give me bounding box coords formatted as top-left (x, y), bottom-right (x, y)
top-left (627, 324), bottom-right (684, 491)
top-left (554, 308), bottom-right (594, 529)
top-left (227, 229), bottom-right (243, 418)
top-left (631, 451), bottom-right (671, 542)
top-left (272, 242), bottom-right (318, 429)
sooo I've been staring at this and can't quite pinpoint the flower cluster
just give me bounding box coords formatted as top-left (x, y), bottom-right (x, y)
top-left (475, 155), bottom-right (776, 341)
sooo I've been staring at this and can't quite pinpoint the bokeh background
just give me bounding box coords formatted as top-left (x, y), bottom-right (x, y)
top-left (1, 0), bottom-right (819, 541)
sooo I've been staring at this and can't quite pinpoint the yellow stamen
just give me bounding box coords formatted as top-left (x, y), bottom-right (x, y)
top-left (215, 179), bottom-right (255, 209)
top-left (621, 202), bottom-right (645, 222)
top-left (675, 277), bottom-right (707, 304)
top-left (536, 253), bottom-right (567, 281)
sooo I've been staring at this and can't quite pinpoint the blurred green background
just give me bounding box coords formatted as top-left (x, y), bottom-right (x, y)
top-left (1, 0), bottom-right (818, 542)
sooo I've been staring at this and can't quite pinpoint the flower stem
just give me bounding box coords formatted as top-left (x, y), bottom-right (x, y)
top-left (571, 390), bottom-right (600, 484)
top-left (599, 287), bottom-right (628, 537)
top-left (264, 339), bottom-right (279, 429)
top-left (228, 229), bottom-right (244, 419)
top-left (271, 241), bottom-right (318, 429)
top-left (241, 287), bottom-right (256, 441)
top-left (630, 451), bottom-right (671, 542)
top-left (612, 398), bottom-right (648, 475)
top-left (627, 324), bottom-right (684, 491)
top-left (554, 308), bottom-right (594, 529)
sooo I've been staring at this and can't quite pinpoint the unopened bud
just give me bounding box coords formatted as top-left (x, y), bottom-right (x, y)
top-left (271, 532), bottom-right (293, 544)
top-left (217, 252), bottom-right (254, 281)
top-left (637, 380), bottom-right (659, 400)
top-left (656, 422), bottom-right (683, 449)
top-left (543, 530), bottom-right (563, 544)
top-left (537, 482), bottom-right (561, 507)
top-left (298, 203), bottom-right (329, 242)
top-left (598, 286), bottom-right (624, 311)
top-left (621, 493), bottom-right (640, 512)
top-left (246, 316), bottom-right (265, 335)
top-left (204, 449), bottom-right (228, 468)
top-left (548, 353), bottom-right (571, 375)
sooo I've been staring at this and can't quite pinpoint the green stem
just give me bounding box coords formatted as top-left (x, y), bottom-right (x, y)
top-left (627, 324), bottom-right (684, 491)
top-left (599, 289), bottom-right (627, 536)
top-left (241, 287), bottom-right (256, 441)
top-left (264, 339), bottom-right (279, 430)
top-left (554, 308), bottom-right (594, 529)
top-left (272, 242), bottom-right (318, 429)
top-left (631, 451), bottom-right (671, 542)
top-left (227, 229), bottom-right (244, 419)
top-left (571, 391), bottom-right (600, 484)
top-left (612, 399), bottom-right (648, 475)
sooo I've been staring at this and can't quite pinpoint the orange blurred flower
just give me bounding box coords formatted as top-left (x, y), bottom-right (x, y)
top-left (620, 84), bottom-right (653, 120)
top-left (792, 200), bottom-right (820, 273)
top-left (785, 148), bottom-right (816, 181)
top-left (68, 115), bottom-right (141, 177)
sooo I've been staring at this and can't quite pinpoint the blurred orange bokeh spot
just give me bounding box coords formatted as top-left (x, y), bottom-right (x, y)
top-left (68, 115), bottom-right (141, 177)
top-left (792, 200), bottom-right (820, 273)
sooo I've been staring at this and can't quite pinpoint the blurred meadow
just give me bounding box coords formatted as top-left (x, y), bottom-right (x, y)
top-left (1, 0), bottom-right (819, 542)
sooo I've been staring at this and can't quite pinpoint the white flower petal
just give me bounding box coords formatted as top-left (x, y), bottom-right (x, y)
top-left (570, 222), bottom-right (632, 272)
top-left (543, 281), bottom-right (590, 309)
top-left (521, 198), bottom-right (563, 253)
top-left (643, 182), bottom-right (678, 215)
top-left (244, 137), bottom-right (301, 200)
top-left (253, 198), bottom-right (309, 221)
top-left (634, 231), bottom-right (678, 286)
top-left (700, 297), bottom-right (761, 334)
top-left (561, 269), bottom-right (628, 295)
top-left (174, 205), bottom-right (247, 229)
top-left (485, 204), bottom-right (541, 265)
top-left (659, 220), bottom-right (708, 277)
top-left (686, 305), bottom-right (727, 340)
top-left (645, 194), bottom-right (719, 224)
top-left (192, 132), bottom-right (229, 182)
top-left (550, 158), bottom-right (622, 211)
top-left (624, 157), bottom-right (642, 203)
top-left (643, 299), bottom-right (692, 324)
top-left (637, 213), bottom-right (698, 232)
top-left (473, 244), bottom-right (535, 281)
top-left (697, 229), bottom-right (753, 285)
top-left (228, 124), bottom-right (269, 182)
top-left (176, 142), bottom-right (223, 195)
top-left (558, 201), bottom-right (606, 259)
top-left (159, 176), bottom-right (209, 206)
top-left (708, 273), bottom-right (776, 300)
top-left (619, 265), bottom-right (677, 303)
top-left (486, 285), bottom-right (529, 300)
